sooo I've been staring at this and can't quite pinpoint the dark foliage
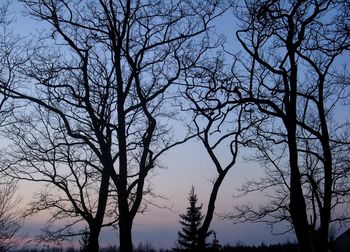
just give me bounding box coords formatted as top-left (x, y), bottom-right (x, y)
top-left (11, 242), bottom-right (299, 252)
top-left (220, 243), bottom-right (298, 252)
top-left (176, 186), bottom-right (210, 251)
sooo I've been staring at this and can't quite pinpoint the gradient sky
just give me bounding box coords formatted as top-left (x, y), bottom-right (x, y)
top-left (19, 140), bottom-right (296, 249)
top-left (5, 1), bottom-right (348, 250)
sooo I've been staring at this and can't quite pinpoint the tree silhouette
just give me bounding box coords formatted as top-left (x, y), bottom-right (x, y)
top-left (0, 3), bottom-right (25, 251)
top-left (182, 54), bottom-right (252, 249)
top-left (0, 0), bottom-right (18, 126)
top-left (221, 1), bottom-right (350, 252)
top-left (176, 186), bottom-right (210, 251)
top-left (0, 1), bottom-right (226, 251)
top-left (0, 179), bottom-right (24, 252)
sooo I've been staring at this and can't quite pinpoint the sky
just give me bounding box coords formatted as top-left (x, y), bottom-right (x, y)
top-left (4, 1), bottom-right (349, 250)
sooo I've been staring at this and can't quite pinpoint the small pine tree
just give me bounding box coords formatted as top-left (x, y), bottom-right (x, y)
top-left (176, 186), bottom-right (205, 251)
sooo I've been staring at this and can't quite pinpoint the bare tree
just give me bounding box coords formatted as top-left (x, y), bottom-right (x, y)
top-left (0, 1), bottom-right (21, 126)
top-left (220, 1), bottom-right (350, 252)
top-left (3, 105), bottom-right (118, 245)
top-left (182, 56), bottom-right (253, 249)
top-left (0, 4), bottom-right (25, 250)
top-left (0, 179), bottom-right (24, 252)
top-left (0, 1), bottom-right (226, 251)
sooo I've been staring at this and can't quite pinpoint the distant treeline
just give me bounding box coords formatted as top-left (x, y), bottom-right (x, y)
top-left (220, 243), bottom-right (298, 252)
top-left (12, 242), bottom-right (299, 252)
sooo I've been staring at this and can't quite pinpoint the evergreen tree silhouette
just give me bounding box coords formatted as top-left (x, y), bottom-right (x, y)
top-left (176, 186), bottom-right (207, 251)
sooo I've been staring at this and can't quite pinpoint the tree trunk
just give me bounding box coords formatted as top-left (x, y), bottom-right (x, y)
top-left (288, 152), bottom-right (314, 252)
top-left (288, 129), bottom-right (314, 252)
top-left (197, 171), bottom-right (228, 250)
top-left (84, 163), bottom-right (110, 252)
top-left (289, 173), bottom-right (314, 252)
top-left (286, 104), bottom-right (315, 252)
top-left (316, 76), bottom-right (333, 252)
top-left (87, 231), bottom-right (100, 252)
top-left (317, 150), bottom-right (332, 252)
top-left (117, 172), bottom-right (134, 252)
top-left (119, 216), bottom-right (133, 252)
top-left (284, 34), bottom-right (315, 251)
